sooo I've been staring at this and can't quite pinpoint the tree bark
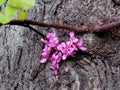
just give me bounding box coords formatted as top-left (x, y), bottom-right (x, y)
top-left (0, 0), bottom-right (120, 90)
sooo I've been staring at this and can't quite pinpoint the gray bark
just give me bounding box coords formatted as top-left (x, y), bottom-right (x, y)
top-left (0, 0), bottom-right (120, 90)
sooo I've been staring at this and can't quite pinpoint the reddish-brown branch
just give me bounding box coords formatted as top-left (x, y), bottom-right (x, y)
top-left (0, 19), bottom-right (120, 33)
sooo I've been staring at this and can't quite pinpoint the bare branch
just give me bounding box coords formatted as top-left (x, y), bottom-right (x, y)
top-left (0, 19), bottom-right (120, 34)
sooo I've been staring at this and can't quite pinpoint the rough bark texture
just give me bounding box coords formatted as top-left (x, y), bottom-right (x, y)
top-left (0, 0), bottom-right (120, 90)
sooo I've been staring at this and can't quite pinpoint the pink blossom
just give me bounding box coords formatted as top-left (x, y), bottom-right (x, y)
top-left (69, 32), bottom-right (78, 43)
top-left (50, 52), bottom-right (62, 77)
top-left (41, 38), bottom-right (48, 44)
top-left (57, 41), bottom-right (77, 60)
top-left (77, 40), bottom-right (87, 51)
top-left (50, 52), bottom-right (62, 70)
top-left (40, 45), bottom-right (51, 63)
top-left (57, 42), bottom-right (66, 53)
top-left (51, 60), bottom-right (59, 69)
top-left (46, 33), bottom-right (56, 39)
top-left (47, 33), bottom-right (59, 47)
top-left (50, 52), bottom-right (62, 63)
top-left (40, 58), bottom-right (47, 63)
top-left (64, 67), bottom-right (69, 72)
top-left (41, 33), bottom-right (59, 48)
top-left (40, 32), bottom-right (87, 81)
top-left (53, 69), bottom-right (58, 75)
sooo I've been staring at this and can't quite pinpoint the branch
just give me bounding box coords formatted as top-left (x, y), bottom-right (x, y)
top-left (0, 19), bottom-right (120, 33)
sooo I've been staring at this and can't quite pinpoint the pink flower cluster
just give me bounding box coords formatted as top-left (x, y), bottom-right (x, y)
top-left (40, 32), bottom-right (87, 80)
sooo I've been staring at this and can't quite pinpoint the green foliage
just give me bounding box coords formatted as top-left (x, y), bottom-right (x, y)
top-left (0, 0), bottom-right (5, 6)
top-left (18, 11), bottom-right (28, 20)
top-left (8, 0), bottom-right (35, 10)
top-left (0, 6), bottom-right (18, 24)
top-left (0, 0), bottom-right (35, 24)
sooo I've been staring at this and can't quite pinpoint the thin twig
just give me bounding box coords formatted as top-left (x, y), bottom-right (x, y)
top-left (25, 25), bottom-right (46, 38)
top-left (17, 24), bottom-right (46, 38)
top-left (0, 19), bottom-right (120, 33)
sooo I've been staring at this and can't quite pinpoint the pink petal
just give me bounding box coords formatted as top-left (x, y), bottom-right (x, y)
top-left (57, 45), bottom-right (61, 50)
top-left (56, 64), bottom-right (59, 69)
top-left (61, 42), bottom-right (66, 47)
top-left (53, 69), bottom-right (58, 75)
top-left (40, 58), bottom-right (47, 63)
top-left (41, 51), bottom-right (47, 56)
top-left (52, 60), bottom-right (57, 66)
top-left (80, 47), bottom-right (87, 51)
top-left (73, 38), bottom-right (78, 43)
top-left (56, 52), bottom-right (62, 63)
top-left (51, 53), bottom-right (56, 60)
top-left (77, 40), bottom-right (83, 47)
top-left (57, 59), bottom-right (61, 63)
top-left (66, 41), bottom-right (71, 45)
top-left (57, 42), bottom-right (66, 52)
top-left (72, 44), bottom-right (78, 51)
top-left (64, 67), bottom-right (69, 72)
top-left (47, 33), bottom-right (56, 39)
top-left (62, 54), bottom-right (67, 60)
top-left (50, 66), bottom-right (54, 69)
top-left (69, 32), bottom-right (74, 37)
top-left (41, 38), bottom-right (48, 44)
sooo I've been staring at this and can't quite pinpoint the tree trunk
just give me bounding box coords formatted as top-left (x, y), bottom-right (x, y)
top-left (0, 0), bottom-right (120, 90)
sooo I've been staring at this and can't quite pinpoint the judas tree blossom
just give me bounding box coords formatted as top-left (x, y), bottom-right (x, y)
top-left (57, 41), bottom-right (77, 60)
top-left (50, 52), bottom-right (62, 75)
top-left (69, 32), bottom-right (87, 51)
top-left (40, 45), bottom-right (51, 63)
top-left (69, 32), bottom-right (78, 43)
top-left (40, 32), bottom-right (87, 81)
top-left (77, 40), bottom-right (87, 51)
top-left (50, 52), bottom-right (62, 63)
top-left (41, 33), bottom-right (59, 48)
top-left (46, 33), bottom-right (59, 47)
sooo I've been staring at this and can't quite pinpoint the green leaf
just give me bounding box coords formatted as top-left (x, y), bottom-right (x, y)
top-left (0, 5), bottom-right (19, 24)
top-left (0, 0), bottom-right (35, 24)
top-left (8, 0), bottom-right (35, 10)
top-left (18, 11), bottom-right (27, 20)
top-left (0, 0), bottom-right (5, 6)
